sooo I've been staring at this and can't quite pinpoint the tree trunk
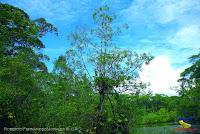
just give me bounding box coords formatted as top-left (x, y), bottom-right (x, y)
top-left (95, 91), bottom-right (105, 133)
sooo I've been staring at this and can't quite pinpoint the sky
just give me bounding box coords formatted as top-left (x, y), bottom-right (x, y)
top-left (1, 0), bottom-right (200, 95)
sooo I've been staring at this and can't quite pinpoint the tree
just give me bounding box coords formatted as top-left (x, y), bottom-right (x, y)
top-left (63, 6), bottom-right (153, 133)
top-left (180, 50), bottom-right (200, 86)
top-left (0, 3), bottom-right (57, 71)
top-left (179, 50), bottom-right (200, 120)
top-left (0, 3), bottom-right (57, 129)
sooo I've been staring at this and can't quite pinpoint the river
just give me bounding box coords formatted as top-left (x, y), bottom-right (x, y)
top-left (133, 123), bottom-right (200, 134)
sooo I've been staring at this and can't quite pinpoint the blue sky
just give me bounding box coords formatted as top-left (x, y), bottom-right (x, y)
top-left (1, 0), bottom-right (200, 95)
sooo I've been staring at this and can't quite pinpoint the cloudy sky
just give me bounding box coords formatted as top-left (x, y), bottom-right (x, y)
top-left (2, 0), bottom-right (200, 95)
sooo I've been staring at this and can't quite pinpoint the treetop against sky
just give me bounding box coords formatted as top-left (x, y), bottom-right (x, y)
top-left (2, 0), bottom-right (200, 95)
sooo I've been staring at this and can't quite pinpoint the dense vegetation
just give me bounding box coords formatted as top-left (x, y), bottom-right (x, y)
top-left (0, 3), bottom-right (199, 133)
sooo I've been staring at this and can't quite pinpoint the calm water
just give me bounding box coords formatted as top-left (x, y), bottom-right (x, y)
top-left (133, 123), bottom-right (200, 134)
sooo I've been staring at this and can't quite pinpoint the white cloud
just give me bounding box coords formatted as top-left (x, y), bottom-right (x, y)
top-left (168, 25), bottom-right (200, 49)
top-left (140, 55), bottom-right (183, 96)
top-left (155, 0), bottom-right (200, 24)
top-left (121, 0), bottom-right (200, 58)
top-left (121, 0), bottom-right (200, 25)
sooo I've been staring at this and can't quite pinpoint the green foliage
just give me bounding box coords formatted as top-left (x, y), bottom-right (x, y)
top-left (178, 86), bottom-right (200, 120)
top-left (178, 50), bottom-right (200, 120)
top-left (181, 51), bottom-right (200, 82)
top-left (130, 95), bottom-right (179, 125)
top-left (0, 3), bottom-right (57, 71)
top-left (1, 3), bottom-right (199, 134)
top-left (0, 3), bottom-right (57, 131)
top-left (141, 108), bottom-right (177, 124)
top-left (65, 5), bottom-right (153, 133)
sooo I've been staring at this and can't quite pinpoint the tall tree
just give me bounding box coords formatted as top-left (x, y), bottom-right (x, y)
top-left (63, 6), bottom-right (153, 133)
top-left (179, 50), bottom-right (200, 120)
top-left (180, 50), bottom-right (200, 86)
top-left (0, 3), bottom-right (57, 129)
top-left (0, 3), bottom-right (57, 71)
